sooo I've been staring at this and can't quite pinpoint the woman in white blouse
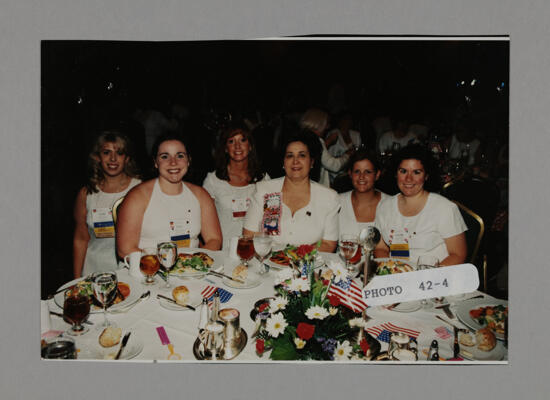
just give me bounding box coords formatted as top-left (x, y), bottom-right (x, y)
top-left (338, 150), bottom-right (388, 237)
top-left (244, 130), bottom-right (340, 252)
top-left (203, 123), bottom-right (269, 250)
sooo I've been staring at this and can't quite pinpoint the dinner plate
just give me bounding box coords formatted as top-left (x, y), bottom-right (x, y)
top-left (266, 253), bottom-right (325, 271)
top-left (158, 291), bottom-right (202, 311)
top-left (384, 300), bottom-right (422, 313)
top-left (458, 332), bottom-right (506, 361)
top-left (455, 298), bottom-right (508, 340)
top-left (87, 332), bottom-right (144, 360)
top-left (373, 258), bottom-right (416, 271)
top-left (223, 274), bottom-right (261, 289)
top-left (53, 276), bottom-right (141, 314)
top-left (170, 248), bottom-right (222, 279)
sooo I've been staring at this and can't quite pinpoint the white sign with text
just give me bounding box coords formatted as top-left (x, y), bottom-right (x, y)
top-left (361, 263), bottom-right (479, 306)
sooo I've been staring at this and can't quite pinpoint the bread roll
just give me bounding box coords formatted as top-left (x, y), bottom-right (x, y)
top-left (232, 264), bottom-right (248, 281)
top-left (172, 285), bottom-right (189, 305)
top-left (476, 327), bottom-right (496, 351)
top-left (99, 326), bottom-right (122, 348)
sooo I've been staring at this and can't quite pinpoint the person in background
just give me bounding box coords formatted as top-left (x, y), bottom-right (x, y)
top-left (299, 108), bottom-right (354, 187)
top-left (326, 111), bottom-right (362, 184)
top-left (338, 150), bottom-right (389, 237)
top-left (73, 131), bottom-right (141, 278)
top-left (447, 120), bottom-right (481, 166)
top-left (374, 144), bottom-right (467, 265)
top-left (378, 117), bottom-right (418, 154)
top-left (116, 133), bottom-right (222, 257)
top-left (244, 130), bottom-right (340, 252)
top-left (203, 123), bottom-right (269, 250)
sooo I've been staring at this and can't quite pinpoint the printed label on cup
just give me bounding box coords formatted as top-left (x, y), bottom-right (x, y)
top-left (361, 263), bottom-right (479, 307)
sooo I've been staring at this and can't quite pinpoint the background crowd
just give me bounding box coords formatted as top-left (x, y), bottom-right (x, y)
top-left (41, 40), bottom-right (509, 299)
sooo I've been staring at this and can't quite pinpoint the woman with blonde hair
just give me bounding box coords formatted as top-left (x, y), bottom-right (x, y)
top-left (73, 131), bottom-right (141, 278)
top-left (299, 108), bottom-right (354, 187)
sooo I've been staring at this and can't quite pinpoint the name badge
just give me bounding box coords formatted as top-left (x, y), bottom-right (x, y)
top-left (169, 218), bottom-right (190, 248)
top-left (92, 208), bottom-right (114, 238)
top-left (261, 192), bottom-right (282, 236)
top-left (232, 197), bottom-right (249, 219)
top-left (389, 228), bottom-right (410, 259)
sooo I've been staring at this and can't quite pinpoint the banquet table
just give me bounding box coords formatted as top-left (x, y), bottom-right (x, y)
top-left (43, 250), bottom-right (507, 363)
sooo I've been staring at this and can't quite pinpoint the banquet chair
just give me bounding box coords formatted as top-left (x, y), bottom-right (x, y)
top-left (111, 196), bottom-right (125, 225)
top-left (452, 200), bottom-right (487, 292)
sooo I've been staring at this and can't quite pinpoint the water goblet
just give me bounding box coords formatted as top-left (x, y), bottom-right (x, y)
top-left (140, 247), bottom-right (160, 285)
top-left (417, 255), bottom-right (440, 309)
top-left (339, 234), bottom-right (359, 276)
top-left (253, 233), bottom-right (272, 275)
top-left (157, 241), bottom-right (177, 288)
top-left (63, 289), bottom-right (90, 336)
top-left (91, 271), bottom-right (118, 327)
top-left (236, 235), bottom-right (255, 268)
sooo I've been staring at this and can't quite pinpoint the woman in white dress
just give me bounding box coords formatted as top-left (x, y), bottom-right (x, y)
top-left (338, 150), bottom-right (388, 237)
top-left (326, 111), bottom-right (362, 184)
top-left (203, 123), bottom-right (269, 250)
top-left (374, 144), bottom-right (467, 266)
top-left (244, 130), bottom-right (340, 252)
top-left (73, 131), bottom-right (141, 278)
top-left (116, 133), bottom-right (222, 258)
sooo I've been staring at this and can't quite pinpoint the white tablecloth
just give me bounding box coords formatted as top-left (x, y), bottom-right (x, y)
top-left (45, 251), bottom-right (507, 362)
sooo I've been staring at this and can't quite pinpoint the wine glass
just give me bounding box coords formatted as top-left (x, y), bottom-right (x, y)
top-left (253, 233), bottom-right (272, 275)
top-left (140, 247), bottom-right (160, 285)
top-left (417, 255), bottom-right (440, 309)
top-left (236, 235), bottom-right (255, 267)
top-left (91, 271), bottom-right (118, 327)
top-left (157, 241), bottom-right (177, 288)
top-left (63, 289), bottom-right (90, 336)
top-left (339, 234), bottom-right (359, 276)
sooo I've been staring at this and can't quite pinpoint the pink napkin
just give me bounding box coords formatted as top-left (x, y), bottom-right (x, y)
top-left (434, 326), bottom-right (452, 340)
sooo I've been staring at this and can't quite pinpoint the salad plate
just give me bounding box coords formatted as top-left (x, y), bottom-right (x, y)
top-left (455, 298), bottom-right (508, 340)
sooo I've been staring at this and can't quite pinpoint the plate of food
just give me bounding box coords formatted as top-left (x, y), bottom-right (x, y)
top-left (458, 328), bottom-right (506, 361)
top-left (170, 249), bottom-right (220, 279)
top-left (53, 276), bottom-right (139, 314)
top-left (266, 247), bottom-right (325, 270)
top-left (455, 298), bottom-right (508, 340)
top-left (158, 285), bottom-right (203, 311)
top-left (84, 327), bottom-right (144, 360)
top-left (222, 264), bottom-right (261, 289)
top-left (373, 258), bottom-right (415, 275)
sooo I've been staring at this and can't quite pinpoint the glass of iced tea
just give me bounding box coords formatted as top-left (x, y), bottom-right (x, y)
top-left (63, 289), bottom-right (91, 336)
top-left (140, 248), bottom-right (160, 285)
top-left (236, 235), bottom-right (255, 267)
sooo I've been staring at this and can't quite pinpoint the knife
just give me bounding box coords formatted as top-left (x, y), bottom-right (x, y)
top-left (435, 315), bottom-right (469, 332)
top-left (453, 327), bottom-right (460, 358)
top-left (207, 270), bottom-right (245, 284)
top-left (157, 294), bottom-right (196, 311)
top-left (439, 304), bottom-right (455, 319)
top-left (115, 332), bottom-right (131, 360)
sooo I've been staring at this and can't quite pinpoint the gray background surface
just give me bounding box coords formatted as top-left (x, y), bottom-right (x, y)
top-left (0, 0), bottom-right (547, 399)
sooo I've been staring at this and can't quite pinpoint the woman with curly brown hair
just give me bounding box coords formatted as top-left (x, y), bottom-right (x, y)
top-left (73, 131), bottom-right (141, 278)
top-left (203, 123), bottom-right (269, 250)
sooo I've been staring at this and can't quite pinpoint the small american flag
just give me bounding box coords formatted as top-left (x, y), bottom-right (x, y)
top-left (327, 277), bottom-right (368, 313)
top-left (366, 322), bottom-right (420, 342)
top-left (201, 286), bottom-right (233, 306)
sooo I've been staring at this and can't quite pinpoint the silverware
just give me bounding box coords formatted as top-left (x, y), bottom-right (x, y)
top-left (157, 294), bottom-right (196, 311)
top-left (115, 332), bottom-right (131, 360)
top-left (109, 291), bottom-right (150, 314)
top-left (435, 315), bottom-right (469, 332)
top-left (463, 294), bottom-right (485, 301)
top-left (208, 270), bottom-right (245, 284)
top-left (387, 302), bottom-right (401, 310)
top-left (453, 327), bottom-right (460, 358)
top-left (49, 311), bottom-right (93, 325)
top-left (440, 304), bottom-right (455, 319)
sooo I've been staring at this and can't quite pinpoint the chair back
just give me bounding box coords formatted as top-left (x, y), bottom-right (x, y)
top-left (453, 200), bottom-right (484, 265)
top-left (112, 196), bottom-right (125, 225)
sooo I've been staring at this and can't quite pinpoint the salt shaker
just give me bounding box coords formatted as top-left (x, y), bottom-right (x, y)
top-left (427, 339), bottom-right (439, 361)
top-left (198, 298), bottom-right (209, 331)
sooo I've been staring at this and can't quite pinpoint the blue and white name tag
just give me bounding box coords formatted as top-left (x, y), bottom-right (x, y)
top-left (92, 208), bottom-right (114, 238)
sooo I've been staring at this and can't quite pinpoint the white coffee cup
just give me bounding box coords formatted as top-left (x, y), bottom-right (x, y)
top-left (228, 237), bottom-right (239, 260)
top-left (124, 251), bottom-right (142, 278)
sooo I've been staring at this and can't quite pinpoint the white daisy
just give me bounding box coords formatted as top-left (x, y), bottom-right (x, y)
top-left (274, 269), bottom-right (294, 285)
top-left (289, 277), bottom-right (310, 292)
top-left (333, 340), bottom-right (353, 360)
top-left (265, 313), bottom-right (288, 338)
top-left (294, 338), bottom-right (306, 349)
top-left (305, 305), bottom-right (329, 320)
top-left (269, 296), bottom-right (288, 312)
top-left (327, 261), bottom-right (348, 283)
top-left (348, 317), bottom-right (366, 328)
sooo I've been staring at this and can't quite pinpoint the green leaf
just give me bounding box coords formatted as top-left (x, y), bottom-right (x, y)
top-left (270, 335), bottom-right (298, 360)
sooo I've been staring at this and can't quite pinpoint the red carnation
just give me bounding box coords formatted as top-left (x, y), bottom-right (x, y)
top-left (328, 295), bottom-right (341, 307)
top-left (360, 338), bottom-right (370, 355)
top-left (297, 244), bottom-right (315, 258)
top-left (296, 322), bottom-right (315, 340)
top-left (258, 302), bottom-right (269, 313)
top-left (256, 339), bottom-right (265, 355)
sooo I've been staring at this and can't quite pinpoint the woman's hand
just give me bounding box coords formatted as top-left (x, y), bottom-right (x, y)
top-left (439, 232), bottom-right (467, 266)
top-left (73, 188), bottom-right (90, 278)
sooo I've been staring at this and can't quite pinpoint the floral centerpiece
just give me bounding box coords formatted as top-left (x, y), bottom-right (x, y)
top-left (254, 244), bottom-right (373, 360)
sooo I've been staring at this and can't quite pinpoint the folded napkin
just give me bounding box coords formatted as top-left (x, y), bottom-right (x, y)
top-left (434, 326), bottom-right (452, 340)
